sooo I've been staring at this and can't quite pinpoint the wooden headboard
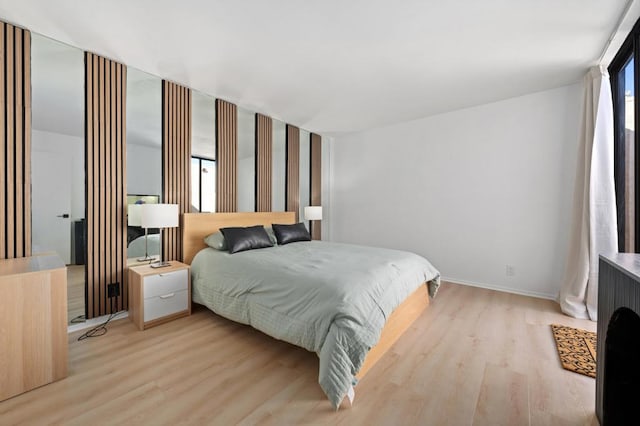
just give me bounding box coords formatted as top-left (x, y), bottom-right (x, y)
top-left (181, 212), bottom-right (296, 264)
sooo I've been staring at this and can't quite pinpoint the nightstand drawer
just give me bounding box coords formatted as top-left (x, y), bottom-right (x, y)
top-left (144, 289), bottom-right (189, 322)
top-left (143, 269), bottom-right (188, 299)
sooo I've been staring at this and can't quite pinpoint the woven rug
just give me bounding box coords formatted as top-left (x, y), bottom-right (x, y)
top-left (551, 324), bottom-right (597, 378)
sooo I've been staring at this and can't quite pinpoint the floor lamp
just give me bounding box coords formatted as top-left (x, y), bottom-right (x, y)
top-left (141, 203), bottom-right (179, 268)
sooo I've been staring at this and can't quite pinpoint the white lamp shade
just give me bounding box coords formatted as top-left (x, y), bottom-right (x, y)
top-left (141, 204), bottom-right (179, 228)
top-left (304, 206), bottom-right (323, 221)
top-left (128, 204), bottom-right (142, 226)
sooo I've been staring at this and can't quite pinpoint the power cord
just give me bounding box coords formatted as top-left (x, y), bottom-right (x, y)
top-left (77, 277), bottom-right (129, 341)
top-left (77, 310), bottom-right (124, 341)
top-left (70, 315), bottom-right (86, 324)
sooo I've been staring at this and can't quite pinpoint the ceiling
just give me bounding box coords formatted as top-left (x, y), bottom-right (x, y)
top-left (4, 1), bottom-right (635, 133)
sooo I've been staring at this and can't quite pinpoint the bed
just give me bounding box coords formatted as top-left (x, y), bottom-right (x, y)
top-left (182, 212), bottom-right (440, 409)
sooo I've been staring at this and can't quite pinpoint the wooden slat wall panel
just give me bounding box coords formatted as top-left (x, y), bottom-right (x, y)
top-left (286, 125), bottom-right (300, 221)
top-left (216, 99), bottom-right (238, 212)
top-left (85, 52), bottom-right (127, 318)
top-left (0, 23), bottom-right (31, 260)
top-left (310, 133), bottom-right (322, 240)
top-left (162, 81), bottom-right (191, 263)
top-left (255, 113), bottom-right (272, 212)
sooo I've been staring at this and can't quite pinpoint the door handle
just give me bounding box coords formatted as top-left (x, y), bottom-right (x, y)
top-left (56, 214), bottom-right (70, 218)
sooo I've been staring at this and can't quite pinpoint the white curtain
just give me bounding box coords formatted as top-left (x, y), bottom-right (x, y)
top-left (560, 66), bottom-right (618, 322)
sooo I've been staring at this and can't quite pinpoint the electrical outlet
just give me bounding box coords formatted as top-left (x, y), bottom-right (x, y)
top-left (506, 265), bottom-right (515, 277)
top-left (107, 283), bottom-right (120, 298)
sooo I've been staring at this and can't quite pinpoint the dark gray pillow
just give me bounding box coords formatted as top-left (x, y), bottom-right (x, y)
top-left (219, 225), bottom-right (274, 254)
top-left (272, 222), bottom-right (311, 245)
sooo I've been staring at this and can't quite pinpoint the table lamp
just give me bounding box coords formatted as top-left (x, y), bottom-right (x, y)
top-left (141, 203), bottom-right (179, 268)
top-left (304, 206), bottom-right (323, 221)
top-left (304, 206), bottom-right (322, 240)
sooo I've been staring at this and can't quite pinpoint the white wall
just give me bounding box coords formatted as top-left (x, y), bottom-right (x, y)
top-left (329, 83), bottom-right (583, 299)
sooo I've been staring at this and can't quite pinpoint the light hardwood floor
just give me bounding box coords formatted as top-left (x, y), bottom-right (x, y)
top-left (0, 283), bottom-right (598, 425)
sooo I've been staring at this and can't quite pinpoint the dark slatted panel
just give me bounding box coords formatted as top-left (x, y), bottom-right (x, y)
top-left (285, 124), bottom-right (300, 221)
top-left (310, 133), bottom-right (322, 240)
top-left (596, 258), bottom-right (640, 422)
top-left (0, 23), bottom-right (31, 259)
top-left (216, 99), bottom-right (238, 212)
top-left (85, 52), bottom-right (127, 318)
top-left (255, 113), bottom-right (273, 212)
top-left (162, 81), bottom-right (191, 262)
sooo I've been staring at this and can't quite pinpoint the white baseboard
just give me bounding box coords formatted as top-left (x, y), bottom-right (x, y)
top-left (441, 276), bottom-right (558, 301)
top-left (67, 310), bottom-right (129, 334)
top-left (66, 280), bottom-right (556, 333)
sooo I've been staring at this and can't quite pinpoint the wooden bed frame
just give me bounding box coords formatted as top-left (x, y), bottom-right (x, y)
top-left (181, 212), bottom-right (430, 382)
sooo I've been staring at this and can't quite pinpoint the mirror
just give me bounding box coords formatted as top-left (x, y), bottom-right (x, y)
top-left (31, 34), bottom-right (85, 324)
top-left (191, 91), bottom-right (216, 212)
top-left (126, 68), bottom-right (162, 262)
top-left (299, 129), bottom-right (311, 226)
top-left (272, 119), bottom-right (286, 211)
top-left (237, 107), bottom-right (255, 212)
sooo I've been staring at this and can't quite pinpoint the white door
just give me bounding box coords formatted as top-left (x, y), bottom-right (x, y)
top-left (32, 150), bottom-right (72, 264)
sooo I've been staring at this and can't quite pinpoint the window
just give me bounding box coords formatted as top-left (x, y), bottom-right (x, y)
top-left (191, 157), bottom-right (215, 212)
top-left (610, 19), bottom-right (640, 252)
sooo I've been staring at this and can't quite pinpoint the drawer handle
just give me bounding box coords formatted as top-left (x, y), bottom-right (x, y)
top-left (159, 293), bottom-right (175, 299)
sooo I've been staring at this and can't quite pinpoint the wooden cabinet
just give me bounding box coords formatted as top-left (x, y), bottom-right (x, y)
top-left (128, 261), bottom-right (190, 330)
top-left (0, 254), bottom-right (68, 402)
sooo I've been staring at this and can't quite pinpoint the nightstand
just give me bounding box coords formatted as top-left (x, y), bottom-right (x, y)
top-left (128, 260), bottom-right (191, 330)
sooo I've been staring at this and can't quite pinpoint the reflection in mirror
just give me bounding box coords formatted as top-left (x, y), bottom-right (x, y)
top-left (191, 91), bottom-right (216, 212)
top-left (237, 107), bottom-right (256, 212)
top-left (31, 34), bottom-right (85, 324)
top-left (272, 119), bottom-right (286, 211)
top-left (126, 68), bottom-right (162, 262)
top-left (299, 129), bottom-right (311, 227)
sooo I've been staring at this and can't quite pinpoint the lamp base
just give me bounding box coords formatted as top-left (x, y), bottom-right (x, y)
top-left (150, 261), bottom-right (171, 268)
top-left (137, 255), bottom-right (156, 262)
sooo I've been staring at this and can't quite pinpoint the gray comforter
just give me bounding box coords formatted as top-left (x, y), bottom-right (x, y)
top-left (190, 240), bottom-right (440, 408)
